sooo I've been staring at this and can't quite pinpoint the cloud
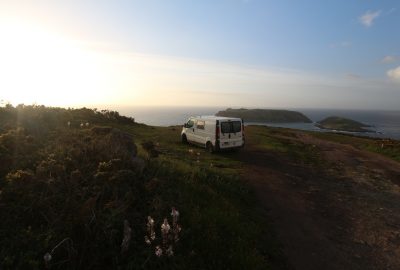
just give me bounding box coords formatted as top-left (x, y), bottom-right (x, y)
top-left (346, 73), bottom-right (361, 79)
top-left (381, 55), bottom-right (398, 64)
top-left (98, 51), bottom-right (399, 109)
top-left (359, 10), bottom-right (381, 27)
top-left (330, 41), bottom-right (352, 49)
top-left (387, 66), bottom-right (400, 81)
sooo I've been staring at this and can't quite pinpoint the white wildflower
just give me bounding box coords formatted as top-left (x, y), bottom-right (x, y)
top-left (144, 236), bottom-right (151, 245)
top-left (171, 208), bottom-right (181, 242)
top-left (155, 246), bottom-right (163, 257)
top-left (171, 207), bottom-right (179, 223)
top-left (161, 218), bottom-right (170, 234)
top-left (85, 122), bottom-right (89, 127)
top-left (44, 252), bottom-right (52, 262)
top-left (147, 216), bottom-right (155, 241)
top-left (161, 218), bottom-right (171, 250)
top-left (44, 252), bottom-right (52, 268)
top-left (148, 216), bottom-right (154, 225)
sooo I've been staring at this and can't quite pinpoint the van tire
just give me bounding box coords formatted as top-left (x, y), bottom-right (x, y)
top-left (206, 142), bottom-right (214, 153)
top-left (181, 134), bottom-right (188, 144)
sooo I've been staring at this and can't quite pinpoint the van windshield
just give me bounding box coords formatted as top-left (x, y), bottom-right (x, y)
top-left (186, 120), bottom-right (194, 128)
top-left (221, 121), bottom-right (241, 133)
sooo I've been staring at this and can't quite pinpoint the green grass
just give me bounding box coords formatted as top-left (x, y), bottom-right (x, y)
top-left (141, 158), bottom-right (285, 269)
top-left (311, 132), bottom-right (400, 162)
top-left (245, 125), bottom-right (321, 165)
top-left (123, 124), bottom-right (286, 268)
top-left (0, 105), bottom-right (287, 269)
top-left (2, 105), bottom-right (397, 269)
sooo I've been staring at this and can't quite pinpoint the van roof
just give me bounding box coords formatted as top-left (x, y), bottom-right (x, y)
top-left (191, 115), bottom-right (242, 121)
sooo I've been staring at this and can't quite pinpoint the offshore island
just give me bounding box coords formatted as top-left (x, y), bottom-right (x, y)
top-left (316, 116), bottom-right (372, 133)
top-left (215, 108), bottom-right (312, 123)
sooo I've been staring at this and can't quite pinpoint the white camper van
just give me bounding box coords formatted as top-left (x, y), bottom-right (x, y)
top-left (181, 116), bottom-right (245, 152)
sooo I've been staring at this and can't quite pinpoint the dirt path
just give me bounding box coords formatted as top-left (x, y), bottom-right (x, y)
top-left (238, 131), bottom-right (400, 270)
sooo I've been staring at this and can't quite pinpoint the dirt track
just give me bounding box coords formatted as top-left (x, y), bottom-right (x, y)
top-left (239, 131), bottom-right (400, 270)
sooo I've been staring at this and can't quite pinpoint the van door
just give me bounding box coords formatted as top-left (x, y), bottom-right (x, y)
top-left (219, 120), bottom-right (243, 148)
top-left (194, 120), bottom-right (206, 145)
top-left (184, 119), bottom-right (196, 143)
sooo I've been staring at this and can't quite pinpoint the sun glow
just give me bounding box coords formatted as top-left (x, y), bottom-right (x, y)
top-left (0, 18), bottom-right (114, 106)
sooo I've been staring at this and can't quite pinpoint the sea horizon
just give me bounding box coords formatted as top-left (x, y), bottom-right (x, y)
top-left (106, 106), bottom-right (400, 140)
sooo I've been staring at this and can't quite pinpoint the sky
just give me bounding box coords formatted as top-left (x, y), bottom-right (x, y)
top-left (0, 0), bottom-right (399, 110)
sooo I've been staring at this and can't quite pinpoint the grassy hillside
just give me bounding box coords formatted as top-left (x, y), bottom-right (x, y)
top-left (215, 108), bottom-right (312, 123)
top-left (2, 105), bottom-right (399, 269)
top-left (0, 105), bottom-right (287, 270)
top-left (316, 116), bottom-right (371, 132)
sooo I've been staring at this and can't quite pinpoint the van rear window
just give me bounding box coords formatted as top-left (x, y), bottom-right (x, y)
top-left (221, 121), bottom-right (241, 133)
top-left (221, 122), bottom-right (230, 133)
top-left (232, 121), bottom-right (241, 133)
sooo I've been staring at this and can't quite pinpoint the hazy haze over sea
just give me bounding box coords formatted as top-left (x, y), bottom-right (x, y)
top-left (115, 106), bottom-right (400, 140)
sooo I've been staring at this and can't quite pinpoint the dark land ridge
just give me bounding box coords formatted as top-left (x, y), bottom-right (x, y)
top-left (215, 108), bottom-right (312, 123)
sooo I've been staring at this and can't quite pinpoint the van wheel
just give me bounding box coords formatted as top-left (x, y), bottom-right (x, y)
top-left (181, 134), bottom-right (188, 144)
top-left (206, 142), bottom-right (214, 153)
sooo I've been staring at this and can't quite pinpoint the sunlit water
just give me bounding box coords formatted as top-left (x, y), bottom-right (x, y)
top-left (115, 106), bottom-right (400, 140)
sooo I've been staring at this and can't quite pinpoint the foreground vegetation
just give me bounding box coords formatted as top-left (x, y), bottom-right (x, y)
top-left (2, 105), bottom-right (398, 269)
top-left (0, 105), bottom-right (286, 270)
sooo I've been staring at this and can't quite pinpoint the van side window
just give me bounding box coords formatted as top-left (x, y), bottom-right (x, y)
top-left (196, 120), bottom-right (205, 130)
top-left (186, 120), bottom-right (194, 128)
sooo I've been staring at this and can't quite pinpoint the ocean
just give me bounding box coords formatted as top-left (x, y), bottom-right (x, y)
top-left (116, 106), bottom-right (400, 140)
